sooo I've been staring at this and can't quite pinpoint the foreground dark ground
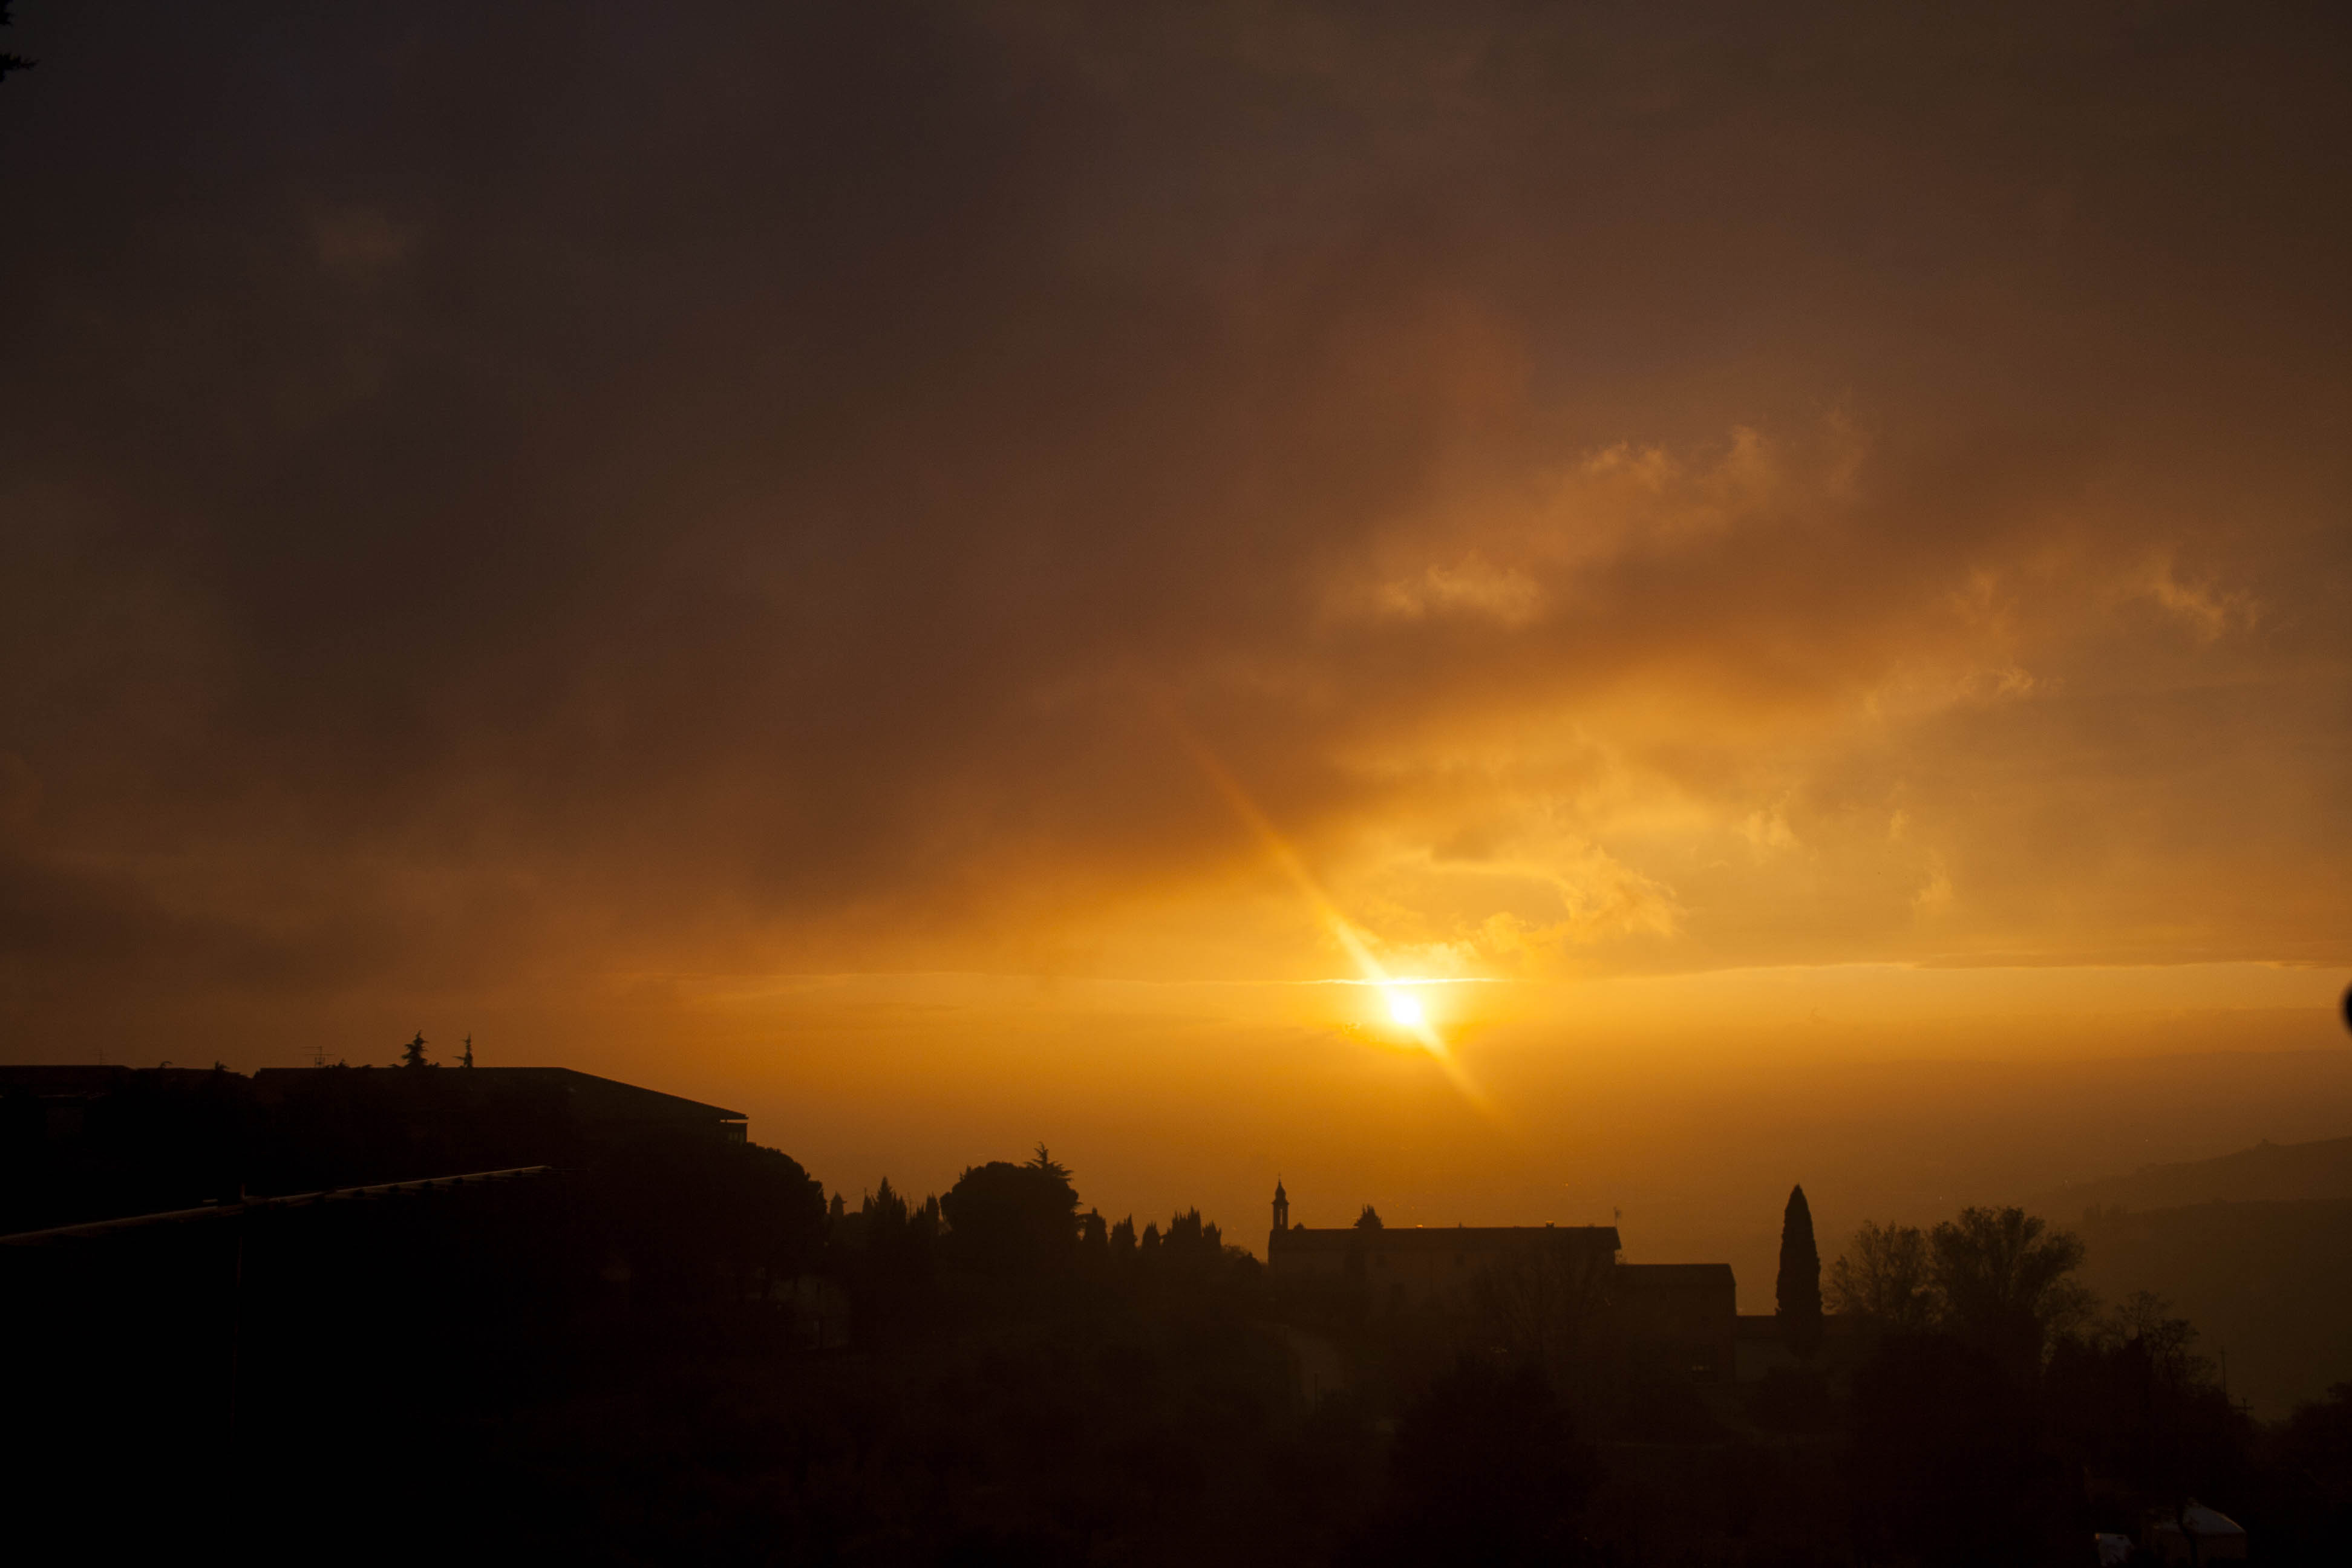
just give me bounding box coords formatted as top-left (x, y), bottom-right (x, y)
top-left (5, 1073), bottom-right (2350, 1563)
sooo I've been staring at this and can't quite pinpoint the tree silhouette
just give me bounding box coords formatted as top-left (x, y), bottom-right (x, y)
top-left (1777, 1183), bottom-right (1823, 1360)
top-left (0, 4), bottom-right (31, 87)
top-left (400, 1031), bottom-right (432, 1070)
top-left (941, 1151), bottom-right (1081, 1275)
top-left (1351, 1358), bottom-right (1597, 1566)
top-left (1847, 1331), bottom-right (2054, 1566)
top-left (1929, 1206), bottom-right (2091, 1371)
top-left (1356, 1203), bottom-right (1383, 1230)
top-left (1828, 1220), bottom-right (1935, 1330)
top-left (1151, 1206), bottom-right (1226, 1270)
top-left (864, 1176), bottom-right (909, 1233)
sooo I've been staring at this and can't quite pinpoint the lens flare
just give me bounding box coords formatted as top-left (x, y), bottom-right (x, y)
top-left (1166, 716), bottom-right (1492, 1114)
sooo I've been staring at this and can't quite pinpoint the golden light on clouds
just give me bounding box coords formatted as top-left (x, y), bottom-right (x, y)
top-left (2, 3), bottom-right (2348, 1286)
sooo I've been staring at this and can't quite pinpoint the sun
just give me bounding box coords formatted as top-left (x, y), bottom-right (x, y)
top-left (1387, 988), bottom-right (1425, 1028)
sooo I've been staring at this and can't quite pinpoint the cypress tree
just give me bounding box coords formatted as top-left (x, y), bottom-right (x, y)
top-left (1777, 1184), bottom-right (1824, 1361)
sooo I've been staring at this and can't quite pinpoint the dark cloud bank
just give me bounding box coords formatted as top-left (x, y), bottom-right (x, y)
top-left (2, 1), bottom-right (2348, 1050)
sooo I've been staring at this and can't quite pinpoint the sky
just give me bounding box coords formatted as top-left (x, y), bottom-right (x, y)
top-left (2, 2), bottom-right (2348, 1299)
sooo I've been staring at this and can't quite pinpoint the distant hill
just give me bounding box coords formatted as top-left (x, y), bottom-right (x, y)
top-left (2025, 1133), bottom-right (2352, 1418)
top-left (2036, 1134), bottom-right (2352, 1217)
top-left (2073, 1200), bottom-right (2352, 1419)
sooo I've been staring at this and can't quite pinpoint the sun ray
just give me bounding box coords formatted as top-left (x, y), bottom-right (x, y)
top-left (1167, 719), bottom-right (1493, 1112)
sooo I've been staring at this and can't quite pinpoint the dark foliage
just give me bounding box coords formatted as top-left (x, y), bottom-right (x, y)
top-left (940, 1146), bottom-right (1080, 1276)
top-left (0, 2), bottom-right (28, 85)
top-left (1846, 1331), bottom-right (2071, 1566)
top-left (1930, 1204), bottom-right (2092, 1373)
top-left (1746, 1364), bottom-right (1835, 1433)
top-left (2241, 1382), bottom-right (2352, 1559)
top-left (2043, 1292), bottom-right (2250, 1526)
top-left (1345, 1357), bottom-right (1596, 1567)
top-left (11, 1084), bottom-right (2351, 1564)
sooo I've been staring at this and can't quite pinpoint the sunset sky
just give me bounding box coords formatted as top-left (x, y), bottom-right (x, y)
top-left (2, 3), bottom-right (2347, 1296)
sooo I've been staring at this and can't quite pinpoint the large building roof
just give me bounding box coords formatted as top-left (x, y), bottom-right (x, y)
top-left (0, 1065), bottom-right (241, 1093)
top-left (1276, 1224), bottom-right (1620, 1253)
top-left (250, 1065), bottom-right (746, 1129)
top-left (1616, 1262), bottom-right (1736, 1290)
top-left (4, 1063), bottom-right (748, 1131)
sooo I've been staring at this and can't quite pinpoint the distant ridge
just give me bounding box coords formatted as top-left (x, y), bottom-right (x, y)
top-left (2023, 1131), bottom-right (2352, 1416)
top-left (2073, 1201), bottom-right (2352, 1417)
top-left (2037, 1132), bottom-right (2352, 1217)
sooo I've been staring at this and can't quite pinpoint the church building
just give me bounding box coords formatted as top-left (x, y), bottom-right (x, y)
top-left (1264, 1180), bottom-right (1738, 1382)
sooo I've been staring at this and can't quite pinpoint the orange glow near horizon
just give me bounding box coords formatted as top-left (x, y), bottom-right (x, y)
top-left (4, 1), bottom-right (2350, 1314)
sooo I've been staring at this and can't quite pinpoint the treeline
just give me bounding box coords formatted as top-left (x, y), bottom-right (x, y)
top-left (791, 1168), bottom-right (2352, 1564)
top-left (14, 1114), bottom-right (2352, 1563)
top-left (829, 1148), bottom-right (1245, 1282)
top-left (1304, 1194), bottom-right (2352, 1564)
top-left (1786, 1203), bottom-right (2352, 1563)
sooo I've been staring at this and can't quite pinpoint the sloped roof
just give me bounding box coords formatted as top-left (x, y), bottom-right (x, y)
top-left (251, 1065), bottom-right (745, 1124)
top-left (472, 1067), bottom-right (746, 1124)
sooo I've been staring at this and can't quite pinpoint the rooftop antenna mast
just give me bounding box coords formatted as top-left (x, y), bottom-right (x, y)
top-left (459, 1034), bottom-right (474, 1069)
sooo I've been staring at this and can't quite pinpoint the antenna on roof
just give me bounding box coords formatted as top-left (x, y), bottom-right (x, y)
top-left (460, 1034), bottom-right (475, 1069)
top-left (311, 1041), bottom-right (325, 1068)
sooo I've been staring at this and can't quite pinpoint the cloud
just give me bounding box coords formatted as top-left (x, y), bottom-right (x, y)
top-left (1364, 556), bottom-right (1545, 627)
top-left (1912, 857), bottom-right (1956, 920)
top-left (2138, 554), bottom-right (2262, 642)
top-left (0, 0), bottom-right (2346, 1060)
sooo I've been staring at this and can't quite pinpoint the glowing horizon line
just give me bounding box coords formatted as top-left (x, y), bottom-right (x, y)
top-left (1305, 975), bottom-right (1513, 987)
top-left (676, 972), bottom-right (1523, 1000)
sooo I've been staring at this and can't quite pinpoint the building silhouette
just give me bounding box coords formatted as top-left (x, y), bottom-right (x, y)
top-left (1265, 1182), bottom-right (1737, 1380)
top-left (1, 1062), bottom-right (749, 1235)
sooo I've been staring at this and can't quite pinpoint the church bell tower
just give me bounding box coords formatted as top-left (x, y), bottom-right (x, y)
top-left (1270, 1178), bottom-right (1290, 1252)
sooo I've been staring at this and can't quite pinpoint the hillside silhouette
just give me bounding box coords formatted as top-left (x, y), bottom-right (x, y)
top-left (2027, 1134), bottom-right (2352, 1415)
top-left (2039, 1134), bottom-right (2352, 1213)
top-left (2074, 1200), bottom-right (2352, 1417)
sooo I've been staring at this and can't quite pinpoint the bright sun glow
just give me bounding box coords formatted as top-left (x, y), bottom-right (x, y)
top-left (1387, 988), bottom-right (1424, 1028)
